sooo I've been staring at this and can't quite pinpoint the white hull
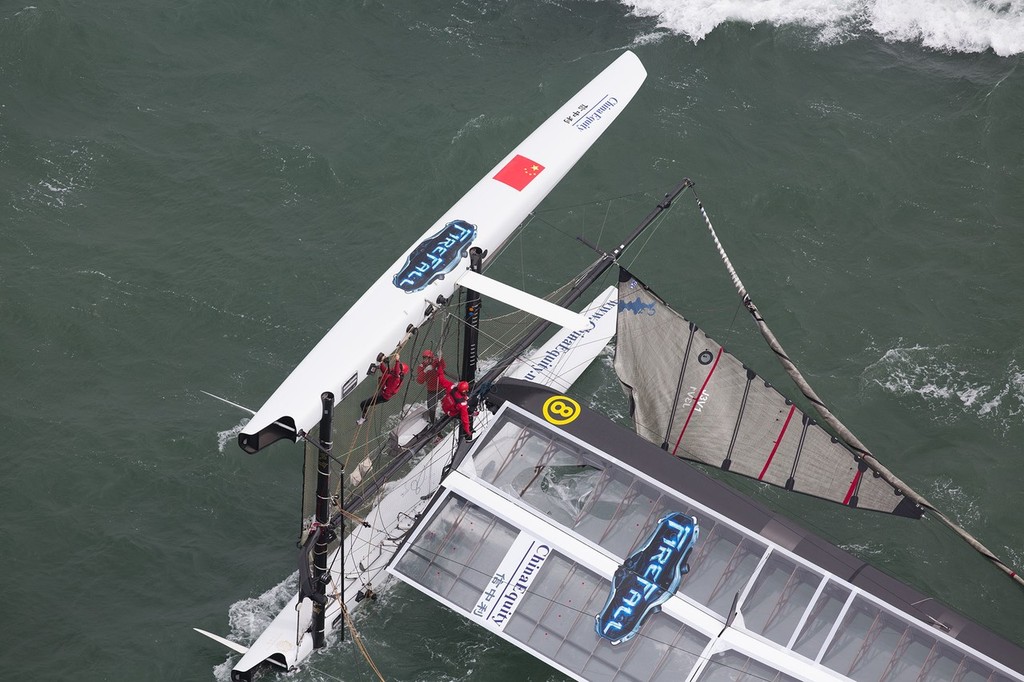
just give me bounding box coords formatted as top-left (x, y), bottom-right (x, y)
top-left (228, 288), bottom-right (618, 679)
top-left (238, 51), bottom-right (646, 454)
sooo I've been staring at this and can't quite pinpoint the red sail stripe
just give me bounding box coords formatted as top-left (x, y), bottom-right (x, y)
top-left (843, 469), bottom-right (864, 505)
top-left (671, 347), bottom-right (723, 456)
top-left (758, 404), bottom-right (796, 481)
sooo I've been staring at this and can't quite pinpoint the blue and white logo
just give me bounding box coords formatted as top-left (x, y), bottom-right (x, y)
top-left (618, 296), bottom-right (656, 316)
top-left (595, 512), bottom-right (699, 646)
top-left (392, 219), bottom-right (478, 293)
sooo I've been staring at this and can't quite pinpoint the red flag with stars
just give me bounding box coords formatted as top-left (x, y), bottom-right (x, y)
top-left (493, 154), bottom-right (545, 191)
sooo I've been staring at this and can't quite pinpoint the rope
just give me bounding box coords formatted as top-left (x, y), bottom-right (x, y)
top-left (690, 188), bottom-right (1024, 589)
top-left (336, 506), bottom-right (369, 527)
top-left (329, 586), bottom-right (387, 681)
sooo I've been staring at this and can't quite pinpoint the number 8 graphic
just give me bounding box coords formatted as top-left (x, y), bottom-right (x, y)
top-left (542, 395), bottom-right (581, 425)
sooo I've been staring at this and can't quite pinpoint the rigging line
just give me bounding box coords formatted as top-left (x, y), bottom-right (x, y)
top-left (432, 304), bottom-right (537, 368)
top-left (622, 200), bottom-right (672, 271)
top-left (324, 426), bottom-right (393, 482)
top-left (595, 195), bottom-right (611, 249)
top-left (519, 215), bottom-right (526, 293)
top-left (482, 213), bottom-right (535, 269)
top-left (326, 586), bottom-right (387, 682)
top-left (303, 664), bottom-right (345, 682)
top-left (725, 295), bottom-right (745, 343)
top-left (451, 304), bottom-right (560, 378)
top-left (298, 429), bottom-right (351, 471)
top-left (689, 187), bottom-right (1024, 590)
top-left (530, 211), bottom-right (600, 249)
top-left (533, 188), bottom-right (652, 215)
top-left (336, 506), bottom-right (369, 527)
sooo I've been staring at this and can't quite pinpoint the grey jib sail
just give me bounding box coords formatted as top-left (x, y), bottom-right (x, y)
top-left (614, 268), bottom-right (922, 518)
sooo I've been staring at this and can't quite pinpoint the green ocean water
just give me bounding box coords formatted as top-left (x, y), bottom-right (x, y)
top-left (1, 1), bottom-right (1023, 680)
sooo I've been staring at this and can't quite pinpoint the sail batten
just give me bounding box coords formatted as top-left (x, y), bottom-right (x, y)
top-left (613, 268), bottom-right (922, 519)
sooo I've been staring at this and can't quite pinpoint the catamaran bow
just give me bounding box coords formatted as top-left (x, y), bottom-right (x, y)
top-left (238, 51), bottom-right (648, 454)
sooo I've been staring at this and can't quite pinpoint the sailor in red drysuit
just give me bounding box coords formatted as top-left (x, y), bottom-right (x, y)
top-left (415, 349), bottom-right (448, 423)
top-left (441, 379), bottom-right (473, 441)
top-left (357, 355), bottom-right (408, 424)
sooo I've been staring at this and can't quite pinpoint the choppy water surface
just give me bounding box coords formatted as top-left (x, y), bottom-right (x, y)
top-left (1, 1), bottom-right (1022, 679)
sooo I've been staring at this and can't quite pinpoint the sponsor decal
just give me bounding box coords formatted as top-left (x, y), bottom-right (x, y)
top-left (682, 385), bottom-right (710, 413)
top-left (697, 350), bottom-right (714, 365)
top-left (520, 299), bottom-right (616, 381)
top-left (595, 512), bottom-right (699, 646)
top-left (392, 220), bottom-right (478, 293)
top-left (472, 533), bottom-right (551, 631)
top-left (493, 154), bottom-right (545, 191)
top-left (574, 95), bottom-right (619, 131)
top-left (563, 101), bottom-right (591, 125)
top-left (542, 395), bottom-right (581, 426)
top-left (618, 296), bottom-right (656, 316)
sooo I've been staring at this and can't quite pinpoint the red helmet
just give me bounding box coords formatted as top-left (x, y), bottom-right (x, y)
top-left (399, 363), bottom-right (409, 374)
top-left (457, 381), bottom-right (469, 393)
top-left (422, 349), bottom-right (434, 359)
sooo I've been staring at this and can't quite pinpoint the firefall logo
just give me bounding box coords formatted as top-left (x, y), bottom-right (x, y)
top-left (542, 395), bottom-right (580, 426)
top-left (595, 512), bottom-right (699, 646)
top-left (392, 220), bottom-right (478, 293)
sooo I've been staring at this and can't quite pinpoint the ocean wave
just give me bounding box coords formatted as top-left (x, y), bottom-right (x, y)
top-left (863, 343), bottom-right (1024, 429)
top-left (227, 571), bottom-right (299, 644)
top-left (17, 141), bottom-right (100, 210)
top-left (619, 0), bottom-right (1024, 56)
top-left (928, 476), bottom-right (983, 528)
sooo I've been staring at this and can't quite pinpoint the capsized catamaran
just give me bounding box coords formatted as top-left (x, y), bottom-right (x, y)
top-left (198, 51), bottom-right (652, 680)
top-left (200, 49), bottom-right (1024, 682)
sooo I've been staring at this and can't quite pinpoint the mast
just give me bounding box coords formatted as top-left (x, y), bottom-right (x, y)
top-left (312, 392), bottom-right (334, 647)
top-left (458, 248), bottom-right (484, 439)
top-left (462, 248), bottom-right (483, 392)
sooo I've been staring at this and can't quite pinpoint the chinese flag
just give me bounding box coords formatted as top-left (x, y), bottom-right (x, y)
top-left (493, 154), bottom-right (545, 191)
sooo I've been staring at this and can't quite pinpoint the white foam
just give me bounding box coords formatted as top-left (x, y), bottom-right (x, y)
top-left (210, 572), bottom-right (301, 680)
top-left (863, 344), bottom-right (1023, 430)
top-left (929, 476), bottom-right (983, 527)
top-left (226, 571), bottom-right (300, 644)
top-left (216, 418), bottom-right (249, 454)
top-left (619, 0), bottom-right (1024, 56)
top-left (452, 114), bottom-right (486, 144)
top-left (838, 541), bottom-right (886, 557)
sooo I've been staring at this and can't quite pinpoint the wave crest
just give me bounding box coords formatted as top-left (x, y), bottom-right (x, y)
top-left (863, 343), bottom-right (1024, 431)
top-left (621, 0), bottom-right (1024, 56)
